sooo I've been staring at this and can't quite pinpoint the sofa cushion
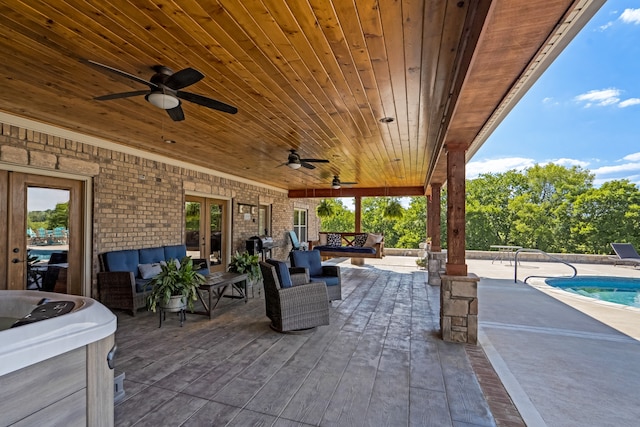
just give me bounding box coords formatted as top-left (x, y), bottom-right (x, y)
top-left (164, 244), bottom-right (187, 261)
top-left (326, 233), bottom-right (342, 247)
top-left (103, 249), bottom-right (140, 274)
top-left (291, 250), bottom-right (323, 277)
top-left (353, 233), bottom-right (368, 247)
top-left (266, 259), bottom-right (292, 288)
top-left (139, 247), bottom-right (165, 264)
top-left (138, 262), bottom-right (162, 280)
top-left (135, 278), bottom-right (154, 293)
top-left (364, 233), bottom-right (383, 247)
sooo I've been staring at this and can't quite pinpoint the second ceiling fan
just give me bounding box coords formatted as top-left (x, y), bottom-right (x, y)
top-left (332, 175), bottom-right (357, 189)
top-left (282, 149), bottom-right (329, 169)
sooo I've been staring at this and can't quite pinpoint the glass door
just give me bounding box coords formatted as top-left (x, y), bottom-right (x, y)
top-left (2, 172), bottom-right (83, 294)
top-left (185, 196), bottom-right (228, 273)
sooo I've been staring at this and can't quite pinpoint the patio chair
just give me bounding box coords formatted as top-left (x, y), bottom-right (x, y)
top-left (290, 249), bottom-right (342, 301)
top-left (259, 260), bottom-right (329, 333)
top-left (610, 243), bottom-right (640, 267)
top-left (288, 230), bottom-right (308, 251)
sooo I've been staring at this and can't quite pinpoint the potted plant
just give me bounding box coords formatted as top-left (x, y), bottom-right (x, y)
top-left (228, 251), bottom-right (261, 282)
top-left (147, 257), bottom-right (206, 313)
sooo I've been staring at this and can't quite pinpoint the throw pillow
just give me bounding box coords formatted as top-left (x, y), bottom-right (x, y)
top-left (138, 262), bottom-right (162, 279)
top-left (364, 233), bottom-right (383, 247)
top-left (160, 258), bottom-right (181, 269)
top-left (265, 259), bottom-right (293, 288)
top-left (327, 233), bottom-right (342, 247)
top-left (318, 234), bottom-right (327, 245)
top-left (353, 233), bottom-right (368, 247)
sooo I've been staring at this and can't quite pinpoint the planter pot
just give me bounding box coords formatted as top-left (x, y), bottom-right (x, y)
top-left (160, 295), bottom-right (186, 312)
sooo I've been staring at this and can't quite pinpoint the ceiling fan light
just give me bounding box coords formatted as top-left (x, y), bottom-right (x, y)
top-left (287, 162), bottom-right (302, 169)
top-left (332, 184), bottom-right (341, 189)
top-left (147, 92), bottom-right (179, 110)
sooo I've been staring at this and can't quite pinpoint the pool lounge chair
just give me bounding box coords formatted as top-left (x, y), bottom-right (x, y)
top-left (609, 243), bottom-right (640, 267)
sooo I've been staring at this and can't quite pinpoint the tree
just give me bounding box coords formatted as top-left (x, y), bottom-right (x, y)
top-left (48, 202), bottom-right (69, 229)
top-left (319, 199), bottom-right (355, 232)
top-left (570, 180), bottom-right (640, 253)
top-left (394, 197), bottom-right (426, 248)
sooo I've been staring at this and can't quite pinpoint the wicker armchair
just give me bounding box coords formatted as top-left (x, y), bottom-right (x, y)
top-left (259, 261), bottom-right (330, 333)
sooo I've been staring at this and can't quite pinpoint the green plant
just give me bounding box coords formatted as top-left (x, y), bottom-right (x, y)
top-left (415, 258), bottom-right (427, 268)
top-left (228, 251), bottom-right (261, 282)
top-left (316, 199), bottom-right (335, 218)
top-left (147, 257), bottom-right (206, 313)
top-left (383, 199), bottom-right (404, 219)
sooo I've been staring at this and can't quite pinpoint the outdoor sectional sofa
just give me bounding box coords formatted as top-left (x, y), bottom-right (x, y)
top-left (310, 232), bottom-right (384, 260)
top-left (98, 244), bottom-right (209, 316)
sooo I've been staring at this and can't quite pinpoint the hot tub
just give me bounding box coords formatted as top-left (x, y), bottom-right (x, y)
top-left (0, 290), bottom-right (117, 426)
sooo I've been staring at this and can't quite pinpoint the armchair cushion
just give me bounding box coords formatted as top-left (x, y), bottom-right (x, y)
top-left (291, 250), bottom-right (323, 276)
top-left (164, 244), bottom-right (187, 261)
top-left (266, 259), bottom-right (293, 288)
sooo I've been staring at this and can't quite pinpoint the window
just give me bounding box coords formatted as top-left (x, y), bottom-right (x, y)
top-left (258, 204), bottom-right (271, 236)
top-left (293, 208), bottom-right (307, 243)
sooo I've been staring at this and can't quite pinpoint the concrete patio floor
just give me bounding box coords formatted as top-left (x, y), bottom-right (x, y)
top-left (465, 258), bottom-right (640, 427)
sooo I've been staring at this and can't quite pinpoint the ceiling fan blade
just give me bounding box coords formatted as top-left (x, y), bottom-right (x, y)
top-left (86, 60), bottom-right (156, 88)
top-left (94, 90), bottom-right (149, 101)
top-left (165, 68), bottom-right (204, 90)
top-left (300, 158), bottom-right (329, 163)
top-left (166, 105), bottom-right (185, 121)
top-left (342, 182), bottom-right (358, 185)
top-left (176, 91), bottom-right (238, 114)
top-left (301, 162), bottom-right (316, 169)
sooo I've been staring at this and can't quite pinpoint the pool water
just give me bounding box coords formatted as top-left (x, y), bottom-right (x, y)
top-left (546, 276), bottom-right (640, 308)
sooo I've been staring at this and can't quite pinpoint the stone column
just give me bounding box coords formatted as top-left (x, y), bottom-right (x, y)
top-left (440, 273), bottom-right (479, 344)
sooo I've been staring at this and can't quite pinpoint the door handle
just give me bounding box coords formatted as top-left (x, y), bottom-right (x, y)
top-left (12, 258), bottom-right (24, 263)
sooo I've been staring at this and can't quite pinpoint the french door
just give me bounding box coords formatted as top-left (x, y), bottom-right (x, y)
top-left (0, 171), bottom-right (83, 294)
top-left (185, 196), bottom-right (228, 273)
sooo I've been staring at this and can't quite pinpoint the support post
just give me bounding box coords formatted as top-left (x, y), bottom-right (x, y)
top-left (427, 183), bottom-right (442, 252)
top-left (445, 142), bottom-right (467, 276)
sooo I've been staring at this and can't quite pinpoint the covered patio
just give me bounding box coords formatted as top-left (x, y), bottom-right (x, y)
top-left (114, 258), bottom-right (512, 426)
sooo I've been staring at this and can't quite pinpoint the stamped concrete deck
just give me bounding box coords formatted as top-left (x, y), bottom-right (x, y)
top-left (114, 257), bottom-right (496, 426)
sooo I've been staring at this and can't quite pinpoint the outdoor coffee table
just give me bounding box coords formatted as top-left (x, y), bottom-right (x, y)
top-left (195, 272), bottom-right (248, 319)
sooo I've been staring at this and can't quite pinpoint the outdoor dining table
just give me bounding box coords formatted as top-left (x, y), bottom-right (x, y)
top-left (489, 245), bottom-right (522, 265)
top-left (194, 271), bottom-right (248, 319)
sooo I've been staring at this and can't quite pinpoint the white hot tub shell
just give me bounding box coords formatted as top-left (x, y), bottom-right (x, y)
top-left (0, 290), bottom-right (117, 426)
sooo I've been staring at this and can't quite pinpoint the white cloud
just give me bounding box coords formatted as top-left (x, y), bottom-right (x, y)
top-left (598, 21), bottom-right (614, 31)
top-left (620, 8), bottom-right (640, 24)
top-left (550, 158), bottom-right (590, 168)
top-left (623, 153), bottom-right (640, 162)
top-left (591, 162), bottom-right (640, 176)
top-left (466, 157), bottom-right (535, 179)
top-left (619, 98), bottom-right (640, 108)
top-left (574, 88), bottom-right (621, 107)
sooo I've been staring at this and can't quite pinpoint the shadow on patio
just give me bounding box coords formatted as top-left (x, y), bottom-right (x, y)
top-left (114, 260), bottom-right (499, 426)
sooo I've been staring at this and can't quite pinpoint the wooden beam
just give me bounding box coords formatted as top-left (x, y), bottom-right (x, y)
top-left (445, 142), bottom-right (467, 276)
top-left (288, 186), bottom-right (425, 198)
top-left (428, 183), bottom-right (442, 252)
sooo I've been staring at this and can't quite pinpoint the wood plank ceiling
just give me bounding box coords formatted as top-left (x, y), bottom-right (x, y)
top-left (0, 0), bottom-right (601, 195)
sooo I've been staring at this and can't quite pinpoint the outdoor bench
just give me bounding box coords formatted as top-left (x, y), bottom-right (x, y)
top-left (98, 244), bottom-right (209, 316)
top-left (310, 232), bottom-right (384, 264)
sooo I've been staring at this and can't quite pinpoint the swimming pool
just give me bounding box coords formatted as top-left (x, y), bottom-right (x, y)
top-left (546, 276), bottom-right (640, 308)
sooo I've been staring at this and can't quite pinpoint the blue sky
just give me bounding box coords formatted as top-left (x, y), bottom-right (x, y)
top-left (468, 2), bottom-right (640, 186)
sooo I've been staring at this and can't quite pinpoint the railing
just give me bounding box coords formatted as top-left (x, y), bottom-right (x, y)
top-left (514, 248), bottom-right (577, 283)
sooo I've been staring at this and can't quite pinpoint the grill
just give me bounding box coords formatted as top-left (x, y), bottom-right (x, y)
top-left (246, 235), bottom-right (274, 260)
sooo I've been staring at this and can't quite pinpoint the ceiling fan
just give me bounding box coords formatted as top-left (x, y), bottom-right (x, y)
top-left (281, 149), bottom-right (329, 170)
top-left (331, 175), bottom-right (357, 189)
top-left (86, 60), bottom-right (238, 121)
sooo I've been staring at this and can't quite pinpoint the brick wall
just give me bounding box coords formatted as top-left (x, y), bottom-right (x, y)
top-left (0, 121), bottom-right (319, 295)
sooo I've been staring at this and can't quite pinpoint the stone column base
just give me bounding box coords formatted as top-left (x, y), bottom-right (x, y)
top-left (440, 273), bottom-right (479, 344)
top-left (427, 251), bottom-right (447, 286)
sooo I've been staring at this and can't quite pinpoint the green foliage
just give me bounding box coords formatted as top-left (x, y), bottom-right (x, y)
top-left (147, 257), bottom-right (206, 313)
top-left (228, 251), bottom-right (261, 282)
top-left (320, 199), bottom-right (355, 232)
top-left (27, 202), bottom-right (69, 230)
top-left (316, 199), bottom-right (335, 217)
